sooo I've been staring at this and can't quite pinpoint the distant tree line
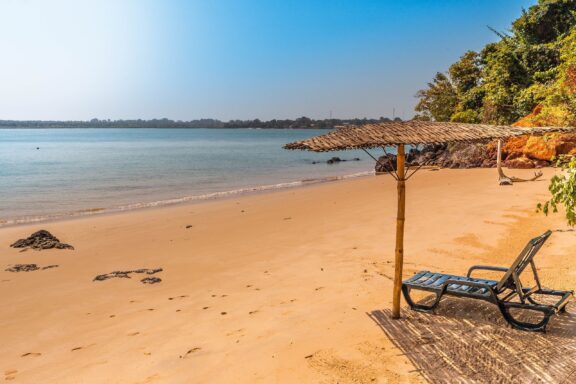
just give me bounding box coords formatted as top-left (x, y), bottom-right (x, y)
top-left (0, 116), bottom-right (401, 129)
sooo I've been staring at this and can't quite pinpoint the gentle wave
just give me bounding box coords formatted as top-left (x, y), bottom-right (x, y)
top-left (0, 170), bottom-right (375, 227)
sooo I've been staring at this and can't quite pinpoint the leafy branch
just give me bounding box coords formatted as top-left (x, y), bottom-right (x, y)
top-left (537, 156), bottom-right (576, 226)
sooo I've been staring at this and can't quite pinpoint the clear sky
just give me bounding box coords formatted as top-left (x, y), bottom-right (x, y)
top-left (0, 0), bottom-right (536, 121)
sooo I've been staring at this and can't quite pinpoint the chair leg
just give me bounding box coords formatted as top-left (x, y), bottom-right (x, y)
top-left (497, 303), bottom-right (552, 332)
top-left (402, 285), bottom-right (442, 312)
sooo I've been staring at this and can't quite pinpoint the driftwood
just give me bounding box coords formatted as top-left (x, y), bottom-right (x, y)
top-left (496, 139), bottom-right (543, 185)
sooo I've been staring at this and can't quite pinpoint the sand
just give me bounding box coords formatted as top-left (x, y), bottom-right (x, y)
top-left (0, 168), bottom-right (574, 383)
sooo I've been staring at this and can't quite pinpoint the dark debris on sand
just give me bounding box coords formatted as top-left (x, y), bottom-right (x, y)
top-left (5, 264), bottom-right (60, 272)
top-left (10, 230), bottom-right (74, 251)
top-left (5, 264), bottom-right (40, 272)
top-left (141, 277), bottom-right (162, 284)
top-left (94, 268), bottom-right (163, 284)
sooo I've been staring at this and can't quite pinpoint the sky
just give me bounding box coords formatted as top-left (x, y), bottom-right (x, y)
top-left (0, 0), bottom-right (537, 121)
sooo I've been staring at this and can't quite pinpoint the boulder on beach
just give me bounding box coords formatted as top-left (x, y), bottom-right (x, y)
top-left (10, 230), bottom-right (74, 251)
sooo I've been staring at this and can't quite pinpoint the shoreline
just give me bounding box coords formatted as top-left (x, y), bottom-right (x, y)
top-left (0, 170), bottom-right (375, 228)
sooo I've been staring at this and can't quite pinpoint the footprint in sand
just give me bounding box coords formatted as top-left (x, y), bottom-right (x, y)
top-left (4, 370), bottom-right (17, 381)
top-left (21, 352), bottom-right (41, 358)
top-left (226, 329), bottom-right (244, 336)
top-left (168, 295), bottom-right (189, 301)
top-left (179, 347), bottom-right (201, 359)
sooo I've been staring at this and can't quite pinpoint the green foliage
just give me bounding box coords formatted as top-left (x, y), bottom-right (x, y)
top-left (513, 0), bottom-right (576, 44)
top-left (451, 109), bottom-right (480, 123)
top-left (415, 72), bottom-right (458, 121)
top-left (449, 51), bottom-right (482, 95)
top-left (415, 0), bottom-right (576, 125)
top-left (538, 156), bottom-right (576, 226)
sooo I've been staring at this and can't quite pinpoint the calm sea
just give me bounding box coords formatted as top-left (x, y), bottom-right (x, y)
top-left (0, 128), bottom-right (373, 225)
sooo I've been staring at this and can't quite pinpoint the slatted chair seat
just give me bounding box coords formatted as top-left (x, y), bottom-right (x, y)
top-left (401, 231), bottom-right (574, 332)
top-left (404, 271), bottom-right (498, 297)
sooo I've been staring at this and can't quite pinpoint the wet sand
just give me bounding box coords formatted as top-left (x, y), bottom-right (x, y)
top-left (0, 168), bottom-right (574, 383)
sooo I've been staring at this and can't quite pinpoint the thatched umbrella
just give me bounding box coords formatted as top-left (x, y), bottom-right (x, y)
top-left (284, 121), bottom-right (574, 319)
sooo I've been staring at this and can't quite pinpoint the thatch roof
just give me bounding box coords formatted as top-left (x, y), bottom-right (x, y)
top-left (284, 121), bottom-right (574, 152)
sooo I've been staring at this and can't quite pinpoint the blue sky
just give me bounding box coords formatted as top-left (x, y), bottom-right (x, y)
top-left (0, 0), bottom-right (536, 121)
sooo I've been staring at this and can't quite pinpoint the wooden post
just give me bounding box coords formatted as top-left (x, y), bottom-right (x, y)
top-left (392, 144), bottom-right (406, 319)
top-left (497, 139), bottom-right (504, 179)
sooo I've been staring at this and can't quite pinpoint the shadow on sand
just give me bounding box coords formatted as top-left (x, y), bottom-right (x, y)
top-left (369, 297), bottom-right (576, 383)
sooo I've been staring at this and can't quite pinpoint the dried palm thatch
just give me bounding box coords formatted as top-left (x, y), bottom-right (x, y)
top-left (284, 121), bottom-right (574, 152)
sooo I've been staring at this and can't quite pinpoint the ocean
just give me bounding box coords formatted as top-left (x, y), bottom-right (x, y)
top-left (0, 128), bottom-right (374, 225)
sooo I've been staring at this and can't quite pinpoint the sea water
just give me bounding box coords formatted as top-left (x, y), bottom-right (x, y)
top-left (0, 128), bottom-right (374, 225)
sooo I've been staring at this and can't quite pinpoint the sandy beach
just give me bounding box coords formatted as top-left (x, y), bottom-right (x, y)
top-left (1, 168), bottom-right (575, 383)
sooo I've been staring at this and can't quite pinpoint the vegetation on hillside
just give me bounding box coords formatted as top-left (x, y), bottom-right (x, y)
top-left (415, 0), bottom-right (576, 127)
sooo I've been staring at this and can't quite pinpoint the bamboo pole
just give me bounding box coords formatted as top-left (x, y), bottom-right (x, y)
top-left (392, 144), bottom-right (406, 319)
top-left (497, 139), bottom-right (506, 180)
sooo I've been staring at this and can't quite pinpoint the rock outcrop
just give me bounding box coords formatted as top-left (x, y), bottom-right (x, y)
top-left (502, 104), bottom-right (576, 167)
top-left (376, 143), bottom-right (497, 171)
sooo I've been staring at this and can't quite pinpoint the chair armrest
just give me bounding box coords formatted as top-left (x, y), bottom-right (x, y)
top-left (467, 265), bottom-right (508, 278)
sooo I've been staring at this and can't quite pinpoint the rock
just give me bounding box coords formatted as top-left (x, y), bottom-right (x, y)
top-left (502, 136), bottom-right (528, 159)
top-left (375, 154), bottom-right (397, 172)
top-left (5, 264), bottom-right (39, 272)
top-left (523, 134), bottom-right (576, 161)
top-left (511, 104), bottom-right (576, 161)
top-left (317, 157), bottom-right (361, 165)
top-left (392, 143), bottom-right (497, 170)
top-left (504, 156), bottom-right (535, 169)
top-left (10, 230), bottom-right (74, 251)
top-left (533, 159), bottom-right (550, 168)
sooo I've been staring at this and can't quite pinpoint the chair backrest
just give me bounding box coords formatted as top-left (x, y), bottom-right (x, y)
top-left (495, 230), bottom-right (552, 292)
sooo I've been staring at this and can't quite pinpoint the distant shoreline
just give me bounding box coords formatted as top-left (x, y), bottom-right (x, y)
top-left (0, 116), bottom-right (400, 129)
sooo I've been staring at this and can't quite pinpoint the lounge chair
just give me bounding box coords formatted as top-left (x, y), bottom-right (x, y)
top-left (402, 230), bottom-right (573, 332)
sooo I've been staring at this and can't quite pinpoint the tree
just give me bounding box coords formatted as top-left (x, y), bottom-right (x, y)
top-left (415, 72), bottom-right (458, 121)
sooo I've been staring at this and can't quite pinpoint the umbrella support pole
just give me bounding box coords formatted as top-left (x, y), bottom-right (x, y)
top-left (392, 144), bottom-right (406, 319)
